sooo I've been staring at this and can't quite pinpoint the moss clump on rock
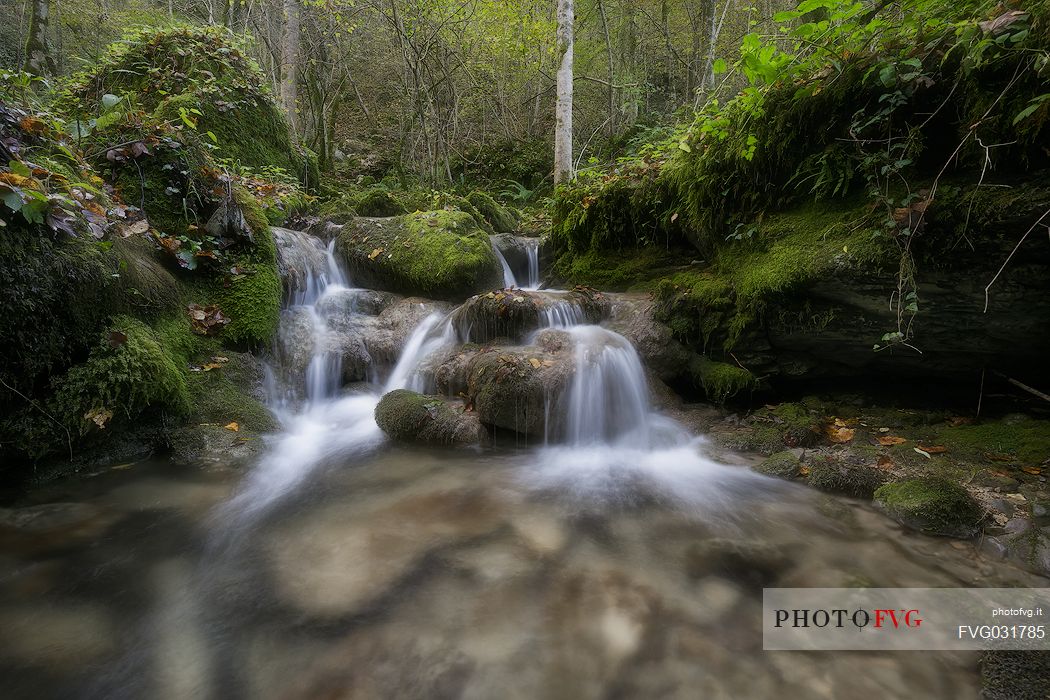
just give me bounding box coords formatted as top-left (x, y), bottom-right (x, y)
top-left (466, 191), bottom-right (517, 233)
top-left (690, 357), bottom-right (756, 403)
top-left (874, 477), bottom-right (984, 538)
top-left (753, 451), bottom-right (800, 479)
top-left (935, 417), bottom-right (1050, 464)
top-left (807, 458), bottom-right (884, 499)
top-left (375, 389), bottom-right (482, 445)
top-left (336, 210), bottom-right (503, 300)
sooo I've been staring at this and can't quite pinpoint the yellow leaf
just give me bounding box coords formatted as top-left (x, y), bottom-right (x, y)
top-left (1022, 466), bottom-right (1043, 475)
top-left (368, 247), bottom-right (384, 260)
top-left (224, 422), bottom-right (240, 432)
top-left (84, 407), bottom-right (113, 429)
top-left (799, 465), bottom-right (811, 476)
top-left (824, 425), bottom-right (855, 443)
top-left (528, 358), bottom-right (542, 368)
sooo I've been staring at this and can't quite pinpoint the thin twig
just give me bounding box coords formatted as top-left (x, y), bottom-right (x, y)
top-left (993, 371), bottom-right (1050, 404)
top-left (983, 207), bottom-right (1050, 312)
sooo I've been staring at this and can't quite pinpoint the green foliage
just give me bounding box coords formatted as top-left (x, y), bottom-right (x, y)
top-left (52, 315), bottom-right (190, 429)
top-left (690, 357), bottom-right (756, 403)
top-left (874, 477), bottom-right (984, 537)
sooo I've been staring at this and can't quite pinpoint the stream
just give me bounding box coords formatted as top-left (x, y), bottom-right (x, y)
top-left (0, 227), bottom-right (1046, 700)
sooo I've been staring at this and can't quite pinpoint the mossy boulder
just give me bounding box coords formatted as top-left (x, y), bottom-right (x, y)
top-left (754, 451), bottom-right (801, 479)
top-left (467, 191), bottom-right (517, 233)
top-left (981, 651), bottom-right (1050, 700)
top-left (807, 457), bottom-right (885, 499)
top-left (335, 210), bottom-right (503, 301)
top-left (64, 26), bottom-right (314, 186)
top-left (690, 357), bottom-right (757, 403)
top-left (374, 389), bottom-right (484, 446)
top-left (874, 478), bottom-right (984, 538)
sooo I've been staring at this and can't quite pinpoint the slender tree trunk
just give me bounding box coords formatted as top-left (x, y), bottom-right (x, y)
top-left (280, 0), bottom-right (301, 134)
top-left (25, 0), bottom-right (56, 77)
top-left (554, 0), bottom-right (574, 185)
top-left (597, 0), bottom-right (615, 139)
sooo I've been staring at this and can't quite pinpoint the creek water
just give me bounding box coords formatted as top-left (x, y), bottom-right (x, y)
top-left (0, 228), bottom-right (1046, 699)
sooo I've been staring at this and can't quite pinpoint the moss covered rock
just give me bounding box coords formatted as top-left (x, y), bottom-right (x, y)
top-left (335, 210), bottom-right (503, 301)
top-left (753, 451), bottom-right (801, 479)
top-left (452, 288), bottom-right (608, 343)
top-left (467, 191), bottom-right (517, 233)
top-left (807, 457), bottom-right (884, 499)
top-left (981, 651), bottom-right (1050, 700)
top-left (874, 478), bottom-right (984, 538)
top-left (65, 26), bottom-right (314, 186)
top-left (374, 389), bottom-right (483, 445)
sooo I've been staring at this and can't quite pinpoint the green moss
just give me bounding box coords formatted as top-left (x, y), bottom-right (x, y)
top-left (0, 225), bottom-right (124, 393)
top-left (754, 451), bottom-right (800, 479)
top-left (217, 264), bottom-right (281, 346)
top-left (183, 351), bottom-right (276, 433)
top-left (47, 315), bottom-right (190, 439)
top-left (467, 191), bottom-right (517, 233)
top-left (874, 477), bottom-right (984, 537)
top-left (807, 458), bottom-right (884, 499)
top-left (336, 210), bottom-right (502, 300)
top-left (374, 389), bottom-right (474, 445)
top-left (935, 418), bottom-right (1050, 464)
top-left (552, 247), bottom-right (685, 291)
top-left (690, 357), bottom-right (756, 403)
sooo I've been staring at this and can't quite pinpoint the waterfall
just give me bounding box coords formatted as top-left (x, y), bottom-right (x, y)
top-left (524, 238), bottom-right (540, 290)
top-left (563, 326), bottom-right (651, 447)
top-left (383, 313), bottom-right (456, 393)
top-left (491, 237), bottom-right (518, 288)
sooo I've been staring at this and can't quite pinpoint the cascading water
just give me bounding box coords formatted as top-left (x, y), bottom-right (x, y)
top-left (524, 238), bottom-right (540, 290)
top-left (491, 237), bottom-right (517, 288)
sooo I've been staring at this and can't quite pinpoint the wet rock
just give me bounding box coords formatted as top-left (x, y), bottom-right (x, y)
top-left (874, 478), bottom-right (984, 538)
top-left (334, 212), bottom-right (504, 301)
top-left (609, 297), bottom-right (694, 382)
top-left (315, 288), bottom-right (399, 330)
top-left (490, 232), bottom-right (538, 278)
top-left (753, 451), bottom-right (801, 479)
top-left (273, 226), bottom-right (328, 296)
top-left (364, 297), bottom-right (453, 368)
top-left (0, 503), bottom-right (116, 557)
top-left (981, 651), bottom-right (1050, 700)
top-left (807, 456), bottom-right (885, 499)
top-left (451, 288), bottom-right (608, 344)
top-left (684, 538), bottom-right (791, 588)
top-left (375, 390), bottom-right (485, 446)
top-left (466, 344), bottom-right (574, 438)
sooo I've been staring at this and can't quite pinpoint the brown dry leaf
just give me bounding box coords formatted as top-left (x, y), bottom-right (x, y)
top-left (84, 407), bottom-right (113, 429)
top-left (528, 358), bottom-right (542, 368)
top-left (825, 425), bottom-right (855, 443)
top-left (799, 465), bottom-right (811, 476)
top-left (876, 455), bottom-right (894, 470)
top-left (877, 436), bottom-right (907, 446)
top-left (988, 469), bottom-right (1010, 478)
top-left (202, 363), bottom-right (223, 371)
top-left (948, 416), bottom-right (973, 427)
top-left (368, 247), bottom-right (384, 260)
top-left (984, 452), bottom-right (1015, 462)
top-left (917, 444), bottom-right (948, 454)
top-left (108, 330), bottom-right (128, 349)
top-left (1022, 466), bottom-right (1043, 475)
top-left (224, 422), bottom-right (240, 432)
top-left (979, 9), bottom-right (1028, 35)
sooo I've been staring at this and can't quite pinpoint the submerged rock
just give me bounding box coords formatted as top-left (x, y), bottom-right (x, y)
top-left (874, 478), bottom-right (984, 538)
top-left (375, 390), bottom-right (485, 446)
top-left (753, 451), bottom-right (801, 479)
top-left (334, 211), bottom-right (504, 301)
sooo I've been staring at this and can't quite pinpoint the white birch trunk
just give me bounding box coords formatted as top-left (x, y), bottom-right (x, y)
top-left (554, 0), bottom-right (574, 184)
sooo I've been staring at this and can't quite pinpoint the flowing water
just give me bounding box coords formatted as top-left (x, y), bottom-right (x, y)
top-left (1, 227), bottom-right (1046, 700)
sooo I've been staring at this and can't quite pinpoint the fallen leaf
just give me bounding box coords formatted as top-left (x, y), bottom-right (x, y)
top-left (914, 447), bottom-right (931, 459)
top-left (224, 422), bottom-right (240, 432)
top-left (825, 425), bottom-right (855, 443)
top-left (1022, 466), bottom-right (1043, 475)
top-left (876, 455), bottom-right (894, 470)
top-left (528, 358), bottom-right (542, 368)
top-left (979, 9), bottom-right (1028, 35)
top-left (984, 452), bottom-right (1015, 462)
top-left (948, 416), bottom-right (973, 427)
top-left (368, 247), bottom-right (384, 260)
top-left (202, 363), bottom-right (223, 371)
top-left (107, 330), bottom-right (128, 349)
top-left (799, 465), bottom-right (811, 476)
top-left (917, 444), bottom-right (948, 454)
top-left (877, 436), bottom-right (907, 446)
top-left (84, 407), bottom-right (113, 429)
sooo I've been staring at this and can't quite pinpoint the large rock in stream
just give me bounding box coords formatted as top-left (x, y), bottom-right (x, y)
top-left (375, 390), bottom-right (485, 445)
top-left (330, 211), bottom-right (504, 301)
top-left (451, 288), bottom-right (608, 343)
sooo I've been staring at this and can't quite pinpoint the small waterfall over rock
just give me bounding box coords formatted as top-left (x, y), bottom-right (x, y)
top-left (563, 326), bottom-right (651, 446)
top-left (491, 237), bottom-right (517, 288)
top-left (524, 238), bottom-right (540, 290)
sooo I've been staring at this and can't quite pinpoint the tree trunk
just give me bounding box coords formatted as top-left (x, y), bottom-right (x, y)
top-left (554, 0), bottom-right (574, 185)
top-left (280, 0), bottom-right (301, 135)
top-left (25, 0), bottom-right (56, 77)
top-left (597, 0), bottom-right (615, 140)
